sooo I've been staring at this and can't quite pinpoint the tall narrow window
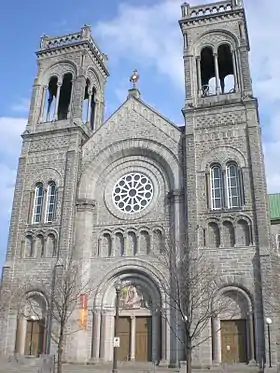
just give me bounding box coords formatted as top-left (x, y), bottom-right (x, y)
top-left (32, 183), bottom-right (44, 224)
top-left (200, 47), bottom-right (216, 96)
top-left (45, 181), bottom-right (56, 223)
top-left (44, 76), bottom-right (58, 122)
top-left (218, 44), bottom-right (235, 94)
top-left (210, 165), bottom-right (223, 210)
top-left (83, 79), bottom-right (91, 123)
top-left (226, 163), bottom-right (240, 208)
top-left (90, 88), bottom-right (96, 130)
top-left (58, 73), bottom-right (73, 120)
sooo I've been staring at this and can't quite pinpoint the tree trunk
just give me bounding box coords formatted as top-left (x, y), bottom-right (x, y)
top-left (186, 338), bottom-right (192, 373)
top-left (56, 329), bottom-right (64, 373)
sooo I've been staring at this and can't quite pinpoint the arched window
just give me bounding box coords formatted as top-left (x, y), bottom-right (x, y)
top-left (226, 163), bottom-right (240, 208)
top-left (45, 181), bottom-right (56, 223)
top-left (82, 80), bottom-right (96, 130)
top-left (44, 76), bottom-right (58, 122)
top-left (208, 222), bottom-right (220, 248)
top-left (210, 165), bottom-right (223, 210)
top-left (46, 234), bottom-right (57, 257)
top-left (36, 235), bottom-right (45, 257)
top-left (208, 162), bottom-right (245, 210)
top-left (200, 47), bottom-right (216, 96)
top-left (32, 183), bottom-right (44, 224)
top-left (217, 44), bottom-right (235, 94)
top-left (25, 235), bottom-right (34, 257)
top-left (58, 73), bottom-right (73, 120)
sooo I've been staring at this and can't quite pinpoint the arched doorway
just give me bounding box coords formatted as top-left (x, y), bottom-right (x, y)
top-left (212, 286), bottom-right (255, 365)
top-left (92, 269), bottom-right (164, 363)
top-left (15, 292), bottom-right (47, 356)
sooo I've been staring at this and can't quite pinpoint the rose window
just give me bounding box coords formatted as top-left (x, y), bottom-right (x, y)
top-left (112, 172), bottom-right (154, 214)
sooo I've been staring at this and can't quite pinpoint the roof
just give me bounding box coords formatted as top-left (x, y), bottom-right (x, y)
top-left (269, 193), bottom-right (280, 221)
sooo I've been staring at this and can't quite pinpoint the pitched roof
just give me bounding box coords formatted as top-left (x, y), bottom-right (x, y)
top-left (268, 193), bottom-right (280, 221)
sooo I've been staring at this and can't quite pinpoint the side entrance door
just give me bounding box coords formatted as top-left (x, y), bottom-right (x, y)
top-left (24, 320), bottom-right (44, 356)
top-left (221, 320), bottom-right (247, 363)
top-left (117, 316), bottom-right (130, 361)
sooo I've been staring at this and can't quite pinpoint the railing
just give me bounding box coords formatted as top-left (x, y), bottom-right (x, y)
top-left (39, 25), bottom-right (107, 64)
top-left (181, 0), bottom-right (243, 19)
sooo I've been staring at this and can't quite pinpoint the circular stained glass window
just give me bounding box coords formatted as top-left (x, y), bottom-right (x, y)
top-left (112, 172), bottom-right (154, 214)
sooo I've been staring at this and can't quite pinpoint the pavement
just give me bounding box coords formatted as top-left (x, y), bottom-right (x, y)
top-left (0, 357), bottom-right (277, 373)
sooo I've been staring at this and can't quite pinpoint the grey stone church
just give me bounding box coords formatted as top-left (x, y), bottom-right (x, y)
top-left (1, 0), bottom-right (280, 368)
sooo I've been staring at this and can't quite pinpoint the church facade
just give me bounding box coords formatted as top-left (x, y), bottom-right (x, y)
top-left (1, 0), bottom-right (278, 368)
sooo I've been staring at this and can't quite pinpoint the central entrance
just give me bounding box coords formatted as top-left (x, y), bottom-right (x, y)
top-left (116, 316), bottom-right (152, 361)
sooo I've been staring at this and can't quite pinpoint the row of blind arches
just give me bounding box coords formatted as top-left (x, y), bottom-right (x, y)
top-left (207, 219), bottom-right (252, 248)
top-left (98, 229), bottom-right (164, 257)
top-left (21, 233), bottom-right (57, 258)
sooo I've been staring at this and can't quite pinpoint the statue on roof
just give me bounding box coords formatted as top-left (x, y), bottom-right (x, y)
top-left (129, 69), bottom-right (139, 88)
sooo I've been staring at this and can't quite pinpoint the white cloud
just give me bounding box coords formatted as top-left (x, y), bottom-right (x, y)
top-left (10, 98), bottom-right (30, 114)
top-left (95, 0), bottom-right (280, 193)
top-left (0, 117), bottom-right (26, 220)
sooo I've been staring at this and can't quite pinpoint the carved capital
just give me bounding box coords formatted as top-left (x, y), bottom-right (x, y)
top-left (168, 189), bottom-right (184, 203)
top-left (76, 198), bottom-right (96, 211)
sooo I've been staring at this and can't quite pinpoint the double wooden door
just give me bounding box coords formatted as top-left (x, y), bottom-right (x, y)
top-left (116, 316), bottom-right (152, 361)
top-left (221, 320), bottom-right (247, 363)
top-left (24, 320), bottom-right (45, 356)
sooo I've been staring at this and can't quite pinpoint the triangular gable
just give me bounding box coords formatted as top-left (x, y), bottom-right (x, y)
top-left (100, 94), bottom-right (182, 141)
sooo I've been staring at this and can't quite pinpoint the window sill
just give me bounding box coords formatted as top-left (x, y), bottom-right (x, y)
top-left (207, 206), bottom-right (247, 214)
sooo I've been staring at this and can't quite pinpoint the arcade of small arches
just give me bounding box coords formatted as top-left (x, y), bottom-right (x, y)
top-left (21, 232), bottom-right (57, 258)
top-left (196, 42), bottom-right (238, 97)
top-left (205, 217), bottom-right (252, 248)
top-left (38, 69), bottom-right (99, 129)
top-left (12, 271), bottom-right (256, 365)
top-left (98, 228), bottom-right (164, 257)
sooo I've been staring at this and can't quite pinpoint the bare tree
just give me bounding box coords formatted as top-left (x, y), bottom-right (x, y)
top-left (25, 254), bottom-right (93, 373)
top-left (155, 238), bottom-right (236, 373)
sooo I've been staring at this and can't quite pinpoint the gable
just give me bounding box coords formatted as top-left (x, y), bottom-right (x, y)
top-left (82, 95), bottom-right (182, 167)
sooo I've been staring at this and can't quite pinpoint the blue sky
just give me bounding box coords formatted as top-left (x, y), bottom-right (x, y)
top-left (0, 0), bottom-right (280, 268)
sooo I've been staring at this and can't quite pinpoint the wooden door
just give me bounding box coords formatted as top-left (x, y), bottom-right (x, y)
top-left (116, 317), bottom-right (130, 361)
top-left (24, 320), bottom-right (44, 356)
top-left (221, 320), bottom-right (247, 363)
top-left (135, 316), bottom-right (152, 361)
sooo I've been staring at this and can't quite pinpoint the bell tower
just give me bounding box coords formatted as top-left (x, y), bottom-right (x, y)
top-left (0, 27), bottom-right (109, 356)
top-left (180, 0), bottom-right (275, 366)
top-left (27, 25), bottom-right (109, 133)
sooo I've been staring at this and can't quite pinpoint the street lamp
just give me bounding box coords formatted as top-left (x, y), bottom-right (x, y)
top-left (112, 279), bottom-right (122, 373)
top-left (266, 317), bottom-right (272, 368)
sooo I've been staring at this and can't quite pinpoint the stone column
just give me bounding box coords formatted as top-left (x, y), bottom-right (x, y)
top-left (214, 53), bottom-right (220, 95)
top-left (212, 317), bottom-right (221, 364)
top-left (248, 312), bottom-right (256, 363)
top-left (54, 82), bottom-right (62, 121)
top-left (232, 50), bottom-right (238, 92)
top-left (99, 311), bottom-right (106, 360)
top-left (161, 312), bottom-right (167, 361)
top-left (130, 316), bottom-right (136, 361)
top-left (168, 189), bottom-right (184, 366)
top-left (39, 86), bottom-right (48, 123)
top-left (87, 92), bottom-right (92, 124)
top-left (92, 309), bottom-right (101, 361)
top-left (196, 57), bottom-right (202, 96)
top-left (74, 198), bottom-right (96, 362)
